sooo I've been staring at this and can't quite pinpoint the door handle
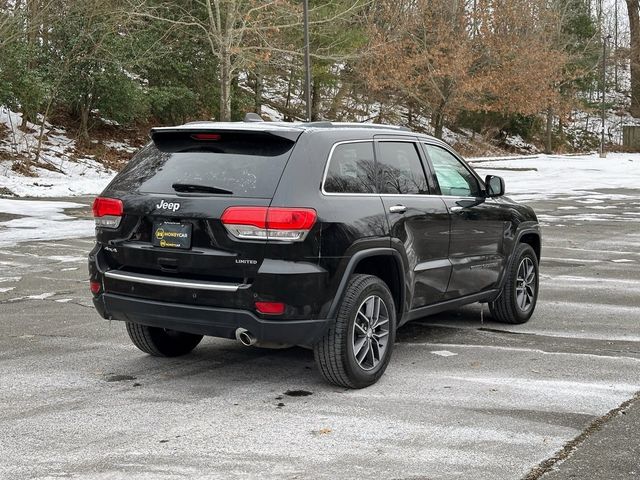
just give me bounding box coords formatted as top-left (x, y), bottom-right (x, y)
top-left (389, 205), bottom-right (407, 214)
top-left (450, 206), bottom-right (463, 212)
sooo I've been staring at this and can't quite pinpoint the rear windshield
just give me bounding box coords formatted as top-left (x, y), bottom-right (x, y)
top-left (107, 131), bottom-right (296, 198)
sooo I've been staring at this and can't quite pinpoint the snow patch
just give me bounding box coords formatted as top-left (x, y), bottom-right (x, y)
top-left (0, 106), bottom-right (116, 197)
top-left (0, 199), bottom-right (95, 247)
top-left (47, 255), bottom-right (86, 263)
top-left (431, 350), bottom-right (459, 358)
top-left (8, 292), bottom-right (55, 302)
top-left (0, 276), bottom-right (21, 283)
top-left (471, 153), bottom-right (640, 201)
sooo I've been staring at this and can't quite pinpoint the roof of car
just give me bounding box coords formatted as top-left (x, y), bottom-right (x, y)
top-left (152, 120), bottom-right (440, 142)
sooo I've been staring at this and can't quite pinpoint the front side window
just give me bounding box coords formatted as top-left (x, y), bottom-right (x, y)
top-left (425, 144), bottom-right (480, 197)
top-left (324, 142), bottom-right (376, 193)
top-left (377, 142), bottom-right (429, 194)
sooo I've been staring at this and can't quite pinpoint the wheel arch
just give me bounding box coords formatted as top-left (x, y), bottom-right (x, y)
top-left (517, 230), bottom-right (541, 262)
top-left (328, 248), bottom-right (406, 320)
top-left (492, 227), bottom-right (541, 301)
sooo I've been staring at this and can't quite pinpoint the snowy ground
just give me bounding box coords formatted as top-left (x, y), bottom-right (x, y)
top-left (469, 153), bottom-right (640, 203)
top-left (1, 152), bottom-right (640, 248)
top-left (1, 149), bottom-right (639, 478)
top-left (0, 107), bottom-right (118, 197)
top-left (1, 188), bottom-right (639, 479)
top-left (0, 198), bottom-right (94, 248)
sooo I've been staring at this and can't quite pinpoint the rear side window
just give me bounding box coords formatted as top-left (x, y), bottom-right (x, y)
top-left (107, 131), bottom-right (296, 198)
top-left (324, 142), bottom-right (376, 194)
top-left (377, 142), bottom-right (429, 194)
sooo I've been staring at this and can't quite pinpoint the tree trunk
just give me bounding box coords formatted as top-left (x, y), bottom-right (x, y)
top-left (432, 100), bottom-right (447, 139)
top-left (311, 80), bottom-right (321, 121)
top-left (253, 72), bottom-right (263, 114)
top-left (626, 0), bottom-right (640, 117)
top-left (219, 50), bottom-right (232, 121)
top-left (432, 109), bottom-right (445, 139)
top-left (34, 97), bottom-right (54, 163)
top-left (545, 107), bottom-right (553, 154)
top-left (79, 96), bottom-right (91, 147)
top-left (615, 0), bottom-right (619, 90)
top-left (284, 69), bottom-right (293, 121)
top-left (326, 82), bottom-right (348, 120)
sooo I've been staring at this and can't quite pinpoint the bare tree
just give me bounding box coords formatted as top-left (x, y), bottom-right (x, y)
top-left (626, 0), bottom-right (640, 116)
top-left (130, 0), bottom-right (368, 122)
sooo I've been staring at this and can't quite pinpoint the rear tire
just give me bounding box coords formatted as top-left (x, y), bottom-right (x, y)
top-left (489, 243), bottom-right (539, 324)
top-left (314, 274), bottom-right (397, 389)
top-left (126, 322), bottom-right (203, 357)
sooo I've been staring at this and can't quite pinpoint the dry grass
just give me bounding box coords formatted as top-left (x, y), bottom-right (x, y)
top-left (10, 157), bottom-right (37, 177)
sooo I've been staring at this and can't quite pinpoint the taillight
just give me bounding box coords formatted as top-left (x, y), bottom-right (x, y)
top-left (221, 207), bottom-right (317, 242)
top-left (90, 280), bottom-right (101, 294)
top-left (255, 301), bottom-right (286, 315)
top-left (191, 133), bottom-right (221, 141)
top-left (92, 197), bottom-right (123, 229)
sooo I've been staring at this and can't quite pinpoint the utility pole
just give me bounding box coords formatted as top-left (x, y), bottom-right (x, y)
top-left (303, 0), bottom-right (312, 122)
top-left (601, 35), bottom-right (611, 158)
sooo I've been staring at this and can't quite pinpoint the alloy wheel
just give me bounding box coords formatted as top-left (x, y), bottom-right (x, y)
top-left (352, 295), bottom-right (390, 371)
top-left (516, 257), bottom-right (536, 312)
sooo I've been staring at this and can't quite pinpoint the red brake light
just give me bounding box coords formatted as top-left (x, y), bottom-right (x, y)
top-left (191, 133), bottom-right (221, 141)
top-left (221, 207), bottom-right (316, 242)
top-left (90, 280), bottom-right (101, 294)
top-left (92, 197), bottom-right (123, 217)
top-left (266, 208), bottom-right (317, 230)
top-left (255, 301), bottom-right (286, 315)
top-left (221, 207), bottom-right (268, 229)
top-left (92, 197), bottom-right (123, 228)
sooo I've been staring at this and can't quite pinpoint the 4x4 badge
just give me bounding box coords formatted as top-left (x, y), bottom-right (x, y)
top-left (156, 200), bottom-right (181, 212)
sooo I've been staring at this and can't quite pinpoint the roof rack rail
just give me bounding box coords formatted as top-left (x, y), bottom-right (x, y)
top-left (304, 121), bottom-right (412, 132)
top-left (183, 120), bottom-right (216, 125)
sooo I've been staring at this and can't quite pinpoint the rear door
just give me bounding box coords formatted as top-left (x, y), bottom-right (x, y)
top-left (422, 143), bottom-right (508, 299)
top-left (376, 139), bottom-right (451, 308)
top-left (98, 128), bottom-right (300, 283)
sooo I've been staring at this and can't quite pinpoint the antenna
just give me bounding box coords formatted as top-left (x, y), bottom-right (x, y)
top-left (244, 112), bottom-right (264, 123)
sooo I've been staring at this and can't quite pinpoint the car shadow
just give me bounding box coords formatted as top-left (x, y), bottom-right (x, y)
top-left (109, 304), bottom-right (507, 391)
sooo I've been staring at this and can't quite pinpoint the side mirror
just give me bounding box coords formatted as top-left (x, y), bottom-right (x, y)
top-left (485, 175), bottom-right (505, 197)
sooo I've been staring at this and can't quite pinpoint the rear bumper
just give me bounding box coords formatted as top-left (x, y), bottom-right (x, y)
top-left (94, 293), bottom-right (332, 346)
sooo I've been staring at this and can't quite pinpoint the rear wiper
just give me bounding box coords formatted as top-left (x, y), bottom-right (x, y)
top-left (172, 183), bottom-right (233, 195)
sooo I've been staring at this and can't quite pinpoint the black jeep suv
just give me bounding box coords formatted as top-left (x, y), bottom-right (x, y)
top-left (89, 120), bottom-right (541, 388)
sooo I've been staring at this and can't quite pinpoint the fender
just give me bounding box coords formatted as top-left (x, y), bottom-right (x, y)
top-left (327, 248), bottom-right (407, 320)
top-left (492, 225), bottom-right (541, 301)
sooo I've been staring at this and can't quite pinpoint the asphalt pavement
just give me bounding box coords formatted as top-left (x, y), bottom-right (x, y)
top-left (0, 191), bottom-right (638, 480)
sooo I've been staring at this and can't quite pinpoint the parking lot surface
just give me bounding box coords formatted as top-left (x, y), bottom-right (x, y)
top-left (1, 190), bottom-right (639, 480)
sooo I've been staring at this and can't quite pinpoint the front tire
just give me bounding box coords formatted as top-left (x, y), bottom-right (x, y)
top-left (126, 322), bottom-right (203, 357)
top-left (314, 274), bottom-right (397, 389)
top-left (490, 243), bottom-right (539, 324)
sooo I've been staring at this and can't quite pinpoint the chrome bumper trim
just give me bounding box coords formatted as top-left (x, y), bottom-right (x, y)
top-left (104, 270), bottom-right (242, 292)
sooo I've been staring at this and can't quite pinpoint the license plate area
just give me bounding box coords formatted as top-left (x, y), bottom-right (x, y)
top-left (152, 221), bottom-right (192, 249)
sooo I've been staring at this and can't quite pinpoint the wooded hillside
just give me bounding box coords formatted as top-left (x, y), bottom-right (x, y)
top-left (1, 0), bottom-right (638, 167)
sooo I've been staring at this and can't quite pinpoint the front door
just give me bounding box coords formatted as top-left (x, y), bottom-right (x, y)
top-left (423, 143), bottom-right (508, 299)
top-left (376, 140), bottom-right (451, 308)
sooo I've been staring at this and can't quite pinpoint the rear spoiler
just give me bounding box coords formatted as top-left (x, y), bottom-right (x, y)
top-left (150, 123), bottom-right (303, 143)
top-left (150, 124), bottom-right (302, 155)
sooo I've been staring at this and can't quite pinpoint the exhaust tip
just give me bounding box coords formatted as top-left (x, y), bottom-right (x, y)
top-left (235, 328), bottom-right (256, 347)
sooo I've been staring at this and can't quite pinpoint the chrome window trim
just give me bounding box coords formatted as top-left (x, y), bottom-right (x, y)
top-left (321, 139), bottom-right (376, 196)
top-left (320, 137), bottom-right (486, 200)
top-left (104, 270), bottom-right (245, 292)
top-left (321, 138), bottom-right (427, 197)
